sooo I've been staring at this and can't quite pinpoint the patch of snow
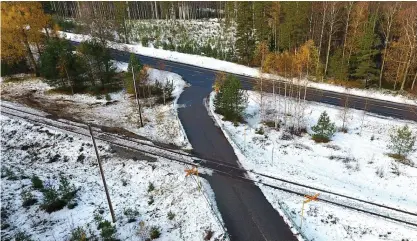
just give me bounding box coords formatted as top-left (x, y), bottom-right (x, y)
top-left (0, 115), bottom-right (227, 241)
top-left (1, 66), bottom-right (191, 148)
top-left (208, 90), bottom-right (417, 241)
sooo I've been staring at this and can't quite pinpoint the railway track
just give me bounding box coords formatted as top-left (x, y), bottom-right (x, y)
top-left (1, 103), bottom-right (417, 228)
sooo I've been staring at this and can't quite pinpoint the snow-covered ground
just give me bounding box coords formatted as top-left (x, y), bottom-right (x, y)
top-left (208, 90), bottom-right (417, 241)
top-left (59, 31), bottom-right (417, 106)
top-left (130, 19), bottom-right (235, 53)
top-left (1, 65), bottom-right (191, 148)
top-left (0, 115), bottom-right (226, 240)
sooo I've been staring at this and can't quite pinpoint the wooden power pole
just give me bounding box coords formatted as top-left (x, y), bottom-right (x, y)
top-left (132, 66), bottom-right (144, 127)
top-left (88, 125), bottom-right (116, 223)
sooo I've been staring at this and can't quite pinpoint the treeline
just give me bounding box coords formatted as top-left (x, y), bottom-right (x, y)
top-left (229, 2), bottom-right (417, 91)
top-left (49, 1), bottom-right (224, 20)
top-left (50, 1), bottom-right (417, 92)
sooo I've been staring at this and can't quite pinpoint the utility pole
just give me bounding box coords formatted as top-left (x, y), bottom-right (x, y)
top-left (88, 125), bottom-right (116, 223)
top-left (132, 66), bottom-right (144, 127)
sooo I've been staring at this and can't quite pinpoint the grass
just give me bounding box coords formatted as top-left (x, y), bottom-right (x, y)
top-left (312, 135), bottom-right (331, 143)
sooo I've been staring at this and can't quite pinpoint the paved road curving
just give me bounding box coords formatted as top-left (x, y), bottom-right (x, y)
top-left (69, 42), bottom-right (416, 240)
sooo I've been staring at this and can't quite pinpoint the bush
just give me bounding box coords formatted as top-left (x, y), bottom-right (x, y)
top-left (70, 227), bottom-right (87, 241)
top-left (14, 231), bottom-right (32, 241)
top-left (311, 111), bottom-right (336, 143)
top-left (40, 176), bottom-right (77, 213)
top-left (31, 175), bottom-right (43, 189)
top-left (147, 182), bottom-right (155, 193)
top-left (105, 93), bottom-right (111, 101)
top-left (255, 127), bottom-right (264, 135)
top-left (141, 36), bottom-right (150, 47)
top-left (149, 226), bottom-right (161, 240)
top-left (1, 167), bottom-right (18, 180)
top-left (124, 207), bottom-right (139, 223)
top-left (21, 190), bottom-right (37, 207)
top-left (167, 211), bottom-right (175, 220)
top-left (148, 196), bottom-right (154, 205)
top-left (99, 220), bottom-right (116, 241)
top-left (214, 74), bottom-right (247, 122)
top-left (388, 125), bottom-right (415, 158)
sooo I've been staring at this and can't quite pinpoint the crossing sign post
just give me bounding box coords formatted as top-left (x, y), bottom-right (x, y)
top-left (300, 193), bottom-right (319, 229)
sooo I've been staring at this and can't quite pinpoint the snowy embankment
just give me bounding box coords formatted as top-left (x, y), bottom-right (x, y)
top-left (59, 31), bottom-right (416, 106)
top-left (1, 66), bottom-right (191, 148)
top-left (0, 115), bottom-right (226, 240)
top-left (208, 90), bottom-right (417, 241)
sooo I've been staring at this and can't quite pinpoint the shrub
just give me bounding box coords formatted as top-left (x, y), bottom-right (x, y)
top-left (41, 176), bottom-right (77, 213)
top-left (141, 36), bottom-right (150, 47)
top-left (70, 227), bottom-right (87, 241)
top-left (147, 182), bottom-right (155, 193)
top-left (311, 111), bottom-right (336, 143)
top-left (148, 196), bottom-right (154, 205)
top-left (255, 127), bottom-right (264, 135)
top-left (2, 167), bottom-right (18, 180)
top-left (31, 175), bottom-right (43, 189)
top-left (167, 211), bottom-right (175, 220)
top-left (14, 231), bottom-right (32, 241)
top-left (214, 74), bottom-right (247, 122)
top-left (124, 207), bottom-right (139, 223)
top-left (41, 186), bottom-right (67, 213)
top-left (388, 125), bottom-right (415, 158)
top-left (105, 93), bottom-right (111, 101)
top-left (99, 220), bottom-right (116, 241)
top-left (149, 226), bottom-right (161, 240)
top-left (21, 190), bottom-right (37, 207)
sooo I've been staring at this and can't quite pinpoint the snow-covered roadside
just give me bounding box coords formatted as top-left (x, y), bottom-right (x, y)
top-left (208, 90), bottom-right (417, 241)
top-left (59, 31), bottom-right (417, 106)
top-left (1, 66), bottom-right (191, 149)
top-left (1, 115), bottom-right (226, 240)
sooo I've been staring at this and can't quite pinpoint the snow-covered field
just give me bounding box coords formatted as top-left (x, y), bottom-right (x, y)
top-left (130, 19), bottom-right (235, 53)
top-left (208, 90), bottom-right (417, 241)
top-left (1, 65), bottom-right (191, 148)
top-left (0, 115), bottom-right (226, 240)
top-left (59, 31), bottom-right (417, 106)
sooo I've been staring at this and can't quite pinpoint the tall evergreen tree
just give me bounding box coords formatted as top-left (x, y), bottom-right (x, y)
top-left (253, 2), bottom-right (272, 43)
top-left (351, 13), bottom-right (381, 85)
top-left (328, 48), bottom-right (349, 81)
top-left (278, 2), bottom-right (310, 51)
top-left (235, 2), bottom-right (255, 65)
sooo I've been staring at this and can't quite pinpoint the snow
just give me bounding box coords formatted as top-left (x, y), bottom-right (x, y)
top-left (59, 31), bottom-right (417, 106)
top-left (208, 90), bottom-right (417, 241)
top-left (1, 66), bottom-right (191, 149)
top-left (0, 115), bottom-right (227, 240)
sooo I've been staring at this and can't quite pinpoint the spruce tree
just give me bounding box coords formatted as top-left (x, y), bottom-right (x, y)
top-left (235, 2), bottom-right (255, 65)
top-left (214, 74), bottom-right (247, 122)
top-left (311, 111), bottom-right (336, 142)
top-left (388, 125), bottom-right (415, 158)
top-left (352, 13), bottom-right (381, 86)
top-left (328, 48), bottom-right (349, 81)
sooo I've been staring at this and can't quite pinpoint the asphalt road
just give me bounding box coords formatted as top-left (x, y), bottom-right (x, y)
top-left (71, 41), bottom-right (416, 240)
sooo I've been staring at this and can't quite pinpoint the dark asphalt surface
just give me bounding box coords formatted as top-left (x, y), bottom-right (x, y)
top-left (71, 41), bottom-right (416, 240)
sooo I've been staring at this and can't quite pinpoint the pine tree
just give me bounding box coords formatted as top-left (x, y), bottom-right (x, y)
top-left (328, 48), bottom-right (349, 81)
top-left (388, 125), bottom-right (415, 158)
top-left (125, 54), bottom-right (143, 94)
top-left (40, 39), bottom-right (86, 92)
top-left (311, 111), bottom-right (336, 142)
top-left (278, 2), bottom-right (310, 51)
top-left (214, 74), bottom-right (247, 122)
top-left (235, 2), bottom-right (255, 65)
top-left (351, 13), bottom-right (381, 86)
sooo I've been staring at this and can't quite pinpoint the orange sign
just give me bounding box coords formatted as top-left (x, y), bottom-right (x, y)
top-left (185, 167), bottom-right (198, 177)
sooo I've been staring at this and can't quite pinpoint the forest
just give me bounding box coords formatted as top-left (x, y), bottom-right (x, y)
top-left (2, 1), bottom-right (417, 93)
